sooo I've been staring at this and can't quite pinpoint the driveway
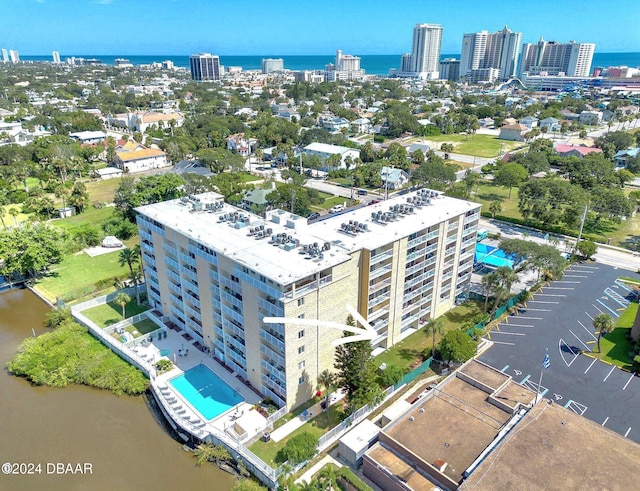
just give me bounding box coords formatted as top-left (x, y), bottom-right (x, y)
top-left (478, 262), bottom-right (640, 443)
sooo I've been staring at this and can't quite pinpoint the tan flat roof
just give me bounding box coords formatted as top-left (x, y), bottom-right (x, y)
top-left (460, 401), bottom-right (640, 491)
top-left (366, 444), bottom-right (434, 491)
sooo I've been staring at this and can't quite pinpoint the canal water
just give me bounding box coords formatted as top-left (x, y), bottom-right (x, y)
top-left (0, 288), bottom-right (235, 491)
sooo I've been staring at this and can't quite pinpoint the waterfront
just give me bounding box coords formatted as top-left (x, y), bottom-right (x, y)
top-left (0, 288), bottom-right (234, 491)
top-left (19, 52), bottom-right (640, 74)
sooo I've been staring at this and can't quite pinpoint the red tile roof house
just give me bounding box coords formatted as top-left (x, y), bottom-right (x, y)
top-left (553, 144), bottom-right (603, 158)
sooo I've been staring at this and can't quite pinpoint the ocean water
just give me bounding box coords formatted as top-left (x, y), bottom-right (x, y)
top-left (19, 53), bottom-right (640, 75)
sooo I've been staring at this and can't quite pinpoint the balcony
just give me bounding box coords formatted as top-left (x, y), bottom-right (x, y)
top-left (261, 359), bottom-right (286, 384)
top-left (370, 249), bottom-right (393, 265)
top-left (407, 235), bottom-right (427, 248)
top-left (221, 290), bottom-right (243, 311)
top-left (369, 277), bottom-right (392, 294)
top-left (369, 292), bottom-right (391, 308)
top-left (258, 297), bottom-right (283, 317)
top-left (260, 344), bottom-right (285, 368)
top-left (446, 235), bottom-right (458, 245)
top-left (221, 304), bottom-right (243, 326)
top-left (262, 374), bottom-right (286, 398)
top-left (367, 307), bottom-right (389, 322)
top-left (405, 263), bottom-right (424, 276)
top-left (370, 264), bottom-right (392, 280)
top-left (179, 252), bottom-right (197, 269)
top-left (260, 328), bottom-right (285, 354)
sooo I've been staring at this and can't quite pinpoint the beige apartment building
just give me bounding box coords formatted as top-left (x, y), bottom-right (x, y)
top-left (136, 190), bottom-right (480, 409)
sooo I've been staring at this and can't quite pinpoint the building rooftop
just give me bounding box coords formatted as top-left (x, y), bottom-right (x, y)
top-left (118, 148), bottom-right (166, 161)
top-left (460, 400), bottom-right (640, 491)
top-left (135, 190), bottom-right (480, 288)
top-left (304, 142), bottom-right (358, 155)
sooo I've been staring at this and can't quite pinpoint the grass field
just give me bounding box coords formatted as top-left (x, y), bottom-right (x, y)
top-left (85, 178), bottom-right (122, 204)
top-left (35, 249), bottom-right (131, 302)
top-left (0, 204), bottom-right (30, 226)
top-left (249, 403), bottom-right (344, 465)
top-left (83, 300), bottom-right (149, 328)
top-left (472, 182), bottom-right (522, 219)
top-left (594, 302), bottom-right (637, 369)
top-left (374, 301), bottom-right (485, 373)
top-left (311, 196), bottom-right (347, 211)
top-left (51, 205), bottom-right (116, 231)
top-left (423, 134), bottom-right (525, 158)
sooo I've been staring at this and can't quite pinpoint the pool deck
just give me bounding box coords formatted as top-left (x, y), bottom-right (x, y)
top-left (136, 328), bottom-right (267, 442)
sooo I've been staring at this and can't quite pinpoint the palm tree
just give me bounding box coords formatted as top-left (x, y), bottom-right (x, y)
top-left (482, 272), bottom-right (499, 313)
top-left (492, 266), bottom-right (518, 314)
top-left (118, 247), bottom-right (140, 278)
top-left (114, 293), bottom-right (131, 320)
top-left (0, 207), bottom-right (6, 228)
top-left (425, 318), bottom-right (446, 359)
top-left (8, 207), bottom-right (19, 226)
top-left (316, 369), bottom-right (335, 423)
top-left (593, 313), bottom-right (615, 353)
top-left (488, 200), bottom-right (502, 218)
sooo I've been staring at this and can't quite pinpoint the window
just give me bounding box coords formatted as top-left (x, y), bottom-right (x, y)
top-left (298, 314), bottom-right (305, 319)
top-left (298, 360), bottom-right (305, 369)
top-left (298, 376), bottom-right (305, 385)
top-left (298, 345), bottom-right (305, 355)
top-left (298, 297), bottom-right (305, 306)
top-left (298, 329), bottom-right (305, 339)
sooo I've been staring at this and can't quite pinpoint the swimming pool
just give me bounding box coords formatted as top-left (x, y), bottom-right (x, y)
top-left (475, 243), bottom-right (516, 269)
top-left (169, 364), bottom-right (244, 421)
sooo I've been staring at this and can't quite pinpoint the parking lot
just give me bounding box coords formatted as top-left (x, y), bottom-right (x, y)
top-left (479, 262), bottom-right (640, 443)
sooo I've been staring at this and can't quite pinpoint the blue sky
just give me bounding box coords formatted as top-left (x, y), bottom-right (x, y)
top-left (3, 0), bottom-right (640, 55)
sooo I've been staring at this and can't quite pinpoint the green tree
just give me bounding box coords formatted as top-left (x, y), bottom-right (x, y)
top-left (494, 162), bottom-right (528, 198)
top-left (576, 239), bottom-right (597, 259)
top-left (492, 266), bottom-right (517, 313)
top-left (194, 443), bottom-right (232, 466)
top-left (593, 313), bottom-right (615, 353)
top-left (114, 293), bottom-right (131, 320)
top-left (488, 200), bottom-right (502, 218)
top-left (8, 207), bottom-right (19, 226)
top-left (424, 317), bottom-right (446, 359)
top-left (334, 316), bottom-right (381, 412)
top-left (231, 479), bottom-right (267, 491)
top-left (438, 330), bottom-right (477, 366)
top-left (481, 272), bottom-right (499, 313)
top-left (277, 432), bottom-right (318, 464)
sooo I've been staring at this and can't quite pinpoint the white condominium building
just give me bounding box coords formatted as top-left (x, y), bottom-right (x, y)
top-left (519, 38), bottom-right (595, 77)
top-left (325, 50), bottom-right (365, 81)
top-left (52, 51), bottom-right (61, 64)
top-left (1, 49), bottom-right (8, 63)
top-left (9, 50), bottom-right (19, 63)
top-left (460, 26), bottom-right (522, 81)
top-left (262, 58), bottom-right (284, 74)
top-left (136, 190), bottom-right (480, 409)
top-left (396, 24), bottom-right (443, 79)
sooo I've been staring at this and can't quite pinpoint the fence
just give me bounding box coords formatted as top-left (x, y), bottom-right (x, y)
top-left (394, 356), bottom-right (433, 390)
top-left (317, 384), bottom-right (395, 451)
top-left (69, 285), bottom-right (145, 312)
top-left (465, 290), bottom-right (528, 336)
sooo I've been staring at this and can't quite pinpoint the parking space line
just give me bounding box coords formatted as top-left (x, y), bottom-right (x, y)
top-left (520, 375), bottom-right (531, 384)
top-left (569, 329), bottom-right (591, 351)
top-left (602, 416), bottom-right (609, 426)
top-left (577, 320), bottom-right (598, 340)
top-left (559, 339), bottom-right (579, 367)
top-left (543, 287), bottom-right (575, 290)
top-left (596, 298), bottom-right (620, 317)
top-left (604, 288), bottom-right (629, 307)
top-left (491, 331), bottom-right (525, 336)
top-left (571, 265), bottom-right (598, 270)
top-left (625, 427), bottom-right (632, 438)
top-left (489, 340), bottom-right (515, 346)
top-left (518, 309), bottom-right (550, 312)
top-left (623, 374), bottom-right (635, 390)
top-left (584, 358), bottom-right (598, 373)
top-left (529, 300), bottom-right (560, 304)
top-left (592, 303), bottom-right (605, 314)
top-left (506, 323), bottom-right (534, 328)
top-left (615, 280), bottom-right (632, 293)
top-left (554, 281), bottom-right (582, 284)
top-left (517, 316), bottom-right (543, 320)
top-left (534, 294), bottom-right (567, 297)
top-left (565, 400), bottom-right (588, 416)
top-left (501, 365), bottom-right (509, 373)
top-left (603, 366), bottom-right (616, 382)
top-left (563, 275), bottom-right (588, 278)
top-left (585, 311), bottom-right (594, 321)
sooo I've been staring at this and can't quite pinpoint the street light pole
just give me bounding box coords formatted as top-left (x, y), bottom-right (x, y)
top-left (574, 203), bottom-right (588, 253)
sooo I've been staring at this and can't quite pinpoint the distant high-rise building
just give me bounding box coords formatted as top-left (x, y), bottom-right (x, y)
top-left (460, 26), bottom-right (521, 81)
top-left (189, 53), bottom-right (221, 81)
top-left (52, 51), bottom-right (61, 64)
top-left (398, 24), bottom-right (443, 79)
top-left (519, 38), bottom-right (595, 77)
top-left (9, 50), bottom-right (19, 63)
top-left (325, 49), bottom-right (365, 81)
top-left (262, 58), bottom-right (284, 74)
top-left (1, 49), bottom-right (8, 63)
top-left (162, 60), bottom-right (174, 70)
top-left (439, 58), bottom-right (460, 81)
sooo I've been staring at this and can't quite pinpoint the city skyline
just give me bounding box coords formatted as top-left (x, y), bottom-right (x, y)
top-left (3, 0), bottom-right (639, 56)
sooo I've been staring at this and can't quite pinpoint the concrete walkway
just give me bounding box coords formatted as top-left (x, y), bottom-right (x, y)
top-left (270, 390), bottom-right (345, 443)
top-left (295, 453), bottom-right (343, 485)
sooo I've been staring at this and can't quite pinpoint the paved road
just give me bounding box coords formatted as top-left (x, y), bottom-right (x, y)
top-left (479, 262), bottom-right (640, 443)
top-left (479, 217), bottom-right (640, 273)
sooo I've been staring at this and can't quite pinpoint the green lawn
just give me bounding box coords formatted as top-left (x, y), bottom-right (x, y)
top-left (237, 172), bottom-right (262, 183)
top-left (374, 301), bottom-right (485, 373)
top-left (423, 134), bottom-right (525, 158)
top-left (594, 302), bottom-right (637, 370)
top-left (249, 403), bottom-right (344, 466)
top-left (311, 196), bottom-right (348, 211)
top-left (1, 204), bottom-right (30, 226)
top-left (35, 249), bottom-right (131, 303)
top-left (85, 178), bottom-right (122, 204)
top-left (327, 178), bottom-right (352, 187)
top-left (83, 300), bottom-right (149, 328)
top-left (473, 182), bottom-right (522, 220)
top-left (51, 205), bottom-right (116, 231)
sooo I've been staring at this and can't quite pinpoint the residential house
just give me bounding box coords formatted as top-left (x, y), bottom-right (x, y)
top-left (498, 123), bottom-right (528, 142)
top-left (539, 117), bottom-right (561, 132)
top-left (241, 187), bottom-right (274, 211)
top-left (172, 159), bottom-right (213, 177)
top-left (115, 145), bottom-right (169, 173)
top-left (303, 142), bottom-right (360, 170)
top-left (350, 117), bottom-right (372, 134)
top-left (579, 111), bottom-right (603, 125)
top-left (69, 130), bottom-right (107, 145)
top-left (319, 115), bottom-right (350, 133)
top-left (519, 116), bottom-right (539, 129)
top-left (107, 111), bottom-right (184, 133)
top-left (613, 148), bottom-right (640, 169)
top-left (554, 144), bottom-right (603, 158)
top-left (380, 166), bottom-right (409, 190)
top-left (479, 117), bottom-right (495, 128)
top-left (226, 133), bottom-right (257, 157)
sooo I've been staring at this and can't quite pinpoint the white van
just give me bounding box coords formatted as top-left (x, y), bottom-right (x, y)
top-left (329, 204), bottom-right (345, 213)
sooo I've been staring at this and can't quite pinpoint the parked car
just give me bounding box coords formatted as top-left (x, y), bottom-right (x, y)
top-left (329, 204), bottom-right (344, 213)
top-left (357, 189), bottom-right (368, 196)
top-left (307, 212), bottom-right (320, 221)
top-left (368, 199), bottom-right (380, 205)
